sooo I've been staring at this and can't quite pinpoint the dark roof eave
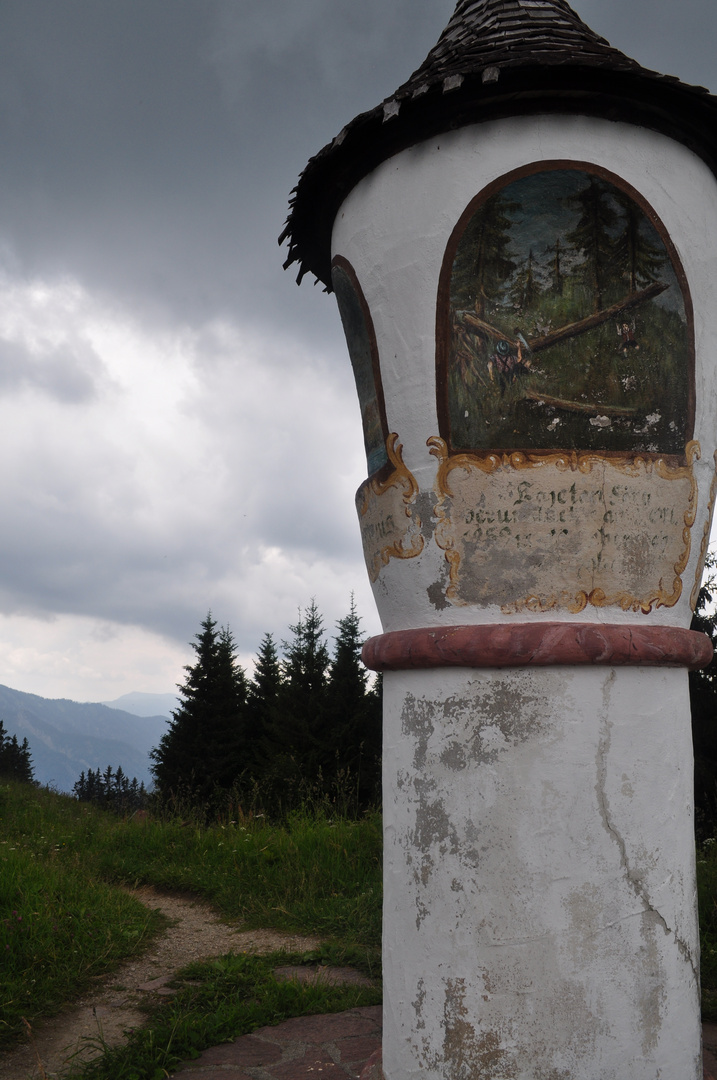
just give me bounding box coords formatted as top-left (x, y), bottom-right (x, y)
top-left (282, 65), bottom-right (717, 290)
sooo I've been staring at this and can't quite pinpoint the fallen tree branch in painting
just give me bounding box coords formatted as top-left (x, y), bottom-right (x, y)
top-left (526, 281), bottom-right (669, 353)
top-left (455, 280), bottom-right (669, 355)
top-left (522, 390), bottom-right (638, 417)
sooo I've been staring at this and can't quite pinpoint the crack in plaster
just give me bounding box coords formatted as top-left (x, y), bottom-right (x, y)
top-left (594, 671), bottom-right (699, 989)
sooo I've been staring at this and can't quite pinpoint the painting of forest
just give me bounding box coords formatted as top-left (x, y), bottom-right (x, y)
top-left (445, 168), bottom-right (690, 455)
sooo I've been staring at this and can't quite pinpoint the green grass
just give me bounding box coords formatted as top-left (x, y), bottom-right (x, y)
top-left (0, 781), bottom-right (382, 1060)
top-left (64, 950), bottom-right (381, 1080)
top-left (8, 778), bottom-right (717, 1077)
top-left (90, 811), bottom-right (381, 945)
top-left (0, 784), bottom-right (166, 1046)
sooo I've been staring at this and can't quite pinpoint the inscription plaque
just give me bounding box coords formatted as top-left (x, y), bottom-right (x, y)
top-left (430, 438), bottom-right (698, 613)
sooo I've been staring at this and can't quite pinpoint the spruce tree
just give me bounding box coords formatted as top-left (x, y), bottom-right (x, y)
top-left (323, 597), bottom-right (382, 806)
top-left (265, 601), bottom-right (330, 781)
top-left (0, 721), bottom-right (35, 784)
top-left (566, 176), bottom-right (618, 312)
top-left (510, 248), bottom-right (542, 312)
top-left (452, 192), bottom-right (518, 317)
top-left (612, 191), bottom-right (668, 294)
top-left (150, 613), bottom-right (248, 802)
top-left (246, 633), bottom-right (283, 775)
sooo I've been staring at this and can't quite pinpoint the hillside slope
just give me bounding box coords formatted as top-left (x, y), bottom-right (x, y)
top-left (0, 684), bottom-right (169, 792)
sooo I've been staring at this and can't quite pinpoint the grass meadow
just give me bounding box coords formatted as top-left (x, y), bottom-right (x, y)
top-left (4, 779), bottom-right (717, 1077)
top-left (0, 781), bottom-right (381, 1078)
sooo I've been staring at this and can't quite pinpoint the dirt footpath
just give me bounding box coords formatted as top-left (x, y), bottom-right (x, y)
top-left (0, 887), bottom-right (322, 1080)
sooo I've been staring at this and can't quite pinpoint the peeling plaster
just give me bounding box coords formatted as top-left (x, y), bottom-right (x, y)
top-left (400, 677), bottom-right (561, 773)
top-left (427, 573), bottom-right (451, 611)
top-left (414, 489), bottom-right (438, 542)
top-left (442, 978), bottom-right (515, 1080)
top-left (412, 977), bottom-right (426, 1030)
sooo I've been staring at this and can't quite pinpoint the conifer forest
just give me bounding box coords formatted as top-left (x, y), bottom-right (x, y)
top-left (148, 600), bottom-right (382, 818)
top-left (0, 719), bottom-right (34, 784)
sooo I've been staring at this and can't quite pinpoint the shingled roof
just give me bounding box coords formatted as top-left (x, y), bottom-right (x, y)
top-left (282, 0), bottom-right (717, 289)
top-left (394, 0), bottom-right (641, 90)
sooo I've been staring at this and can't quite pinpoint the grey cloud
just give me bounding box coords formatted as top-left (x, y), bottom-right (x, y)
top-left (0, 483), bottom-right (366, 653)
top-left (0, 339), bottom-right (102, 403)
top-left (574, 0), bottom-right (717, 91)
top-left (207, 0), bottom-right (455, 107)
top-left (0, 1), bottom-right (456, 336)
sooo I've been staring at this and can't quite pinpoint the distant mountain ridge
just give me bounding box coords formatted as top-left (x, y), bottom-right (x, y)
top-left (0, 684), bottom-right (171, 793)
top-left (102, 691), bottom-right (179, 719)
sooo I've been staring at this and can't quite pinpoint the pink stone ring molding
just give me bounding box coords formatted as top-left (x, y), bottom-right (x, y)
top-left (362, 623), bottom-right (713, 672)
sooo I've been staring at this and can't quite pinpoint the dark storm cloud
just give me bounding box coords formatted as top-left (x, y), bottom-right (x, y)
top-left (0, 0), bottom-right (711, 341)
top-left (0, 0), bottom-right (455, 334)
top-left (0, 0), bottom-right (713, 337)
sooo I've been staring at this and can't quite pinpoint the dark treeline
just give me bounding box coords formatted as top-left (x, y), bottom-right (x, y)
top-left (0, 720), bottom-right (35, 784)
top-left (73, 765), bottom-right (148, 815)
top-left (149, 599), bottom-right (382, 818)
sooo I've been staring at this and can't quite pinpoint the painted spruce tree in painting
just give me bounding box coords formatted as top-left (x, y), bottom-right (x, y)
top-left (445, 167), bottom-right (691, 455)
top-left (451, 192), bottom-right (518, 319)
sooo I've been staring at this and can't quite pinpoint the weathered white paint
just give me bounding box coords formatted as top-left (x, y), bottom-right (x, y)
top-left (332, 114), bottom-right (717, 632)
top-left (383, 665), bottom-right (700, 1079)
top-left (332, 114), bottom-right (714, 1078)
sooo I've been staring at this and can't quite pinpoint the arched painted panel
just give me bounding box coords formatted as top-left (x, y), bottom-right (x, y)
top-left (437, 163), bottom-right (694, 459)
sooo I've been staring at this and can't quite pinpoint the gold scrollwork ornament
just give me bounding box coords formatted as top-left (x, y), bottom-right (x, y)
top-left (357, 433), bottom-right (424, 582)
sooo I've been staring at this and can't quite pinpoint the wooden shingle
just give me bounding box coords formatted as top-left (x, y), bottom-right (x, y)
top-left (397, 0), bottom-right (640, 93)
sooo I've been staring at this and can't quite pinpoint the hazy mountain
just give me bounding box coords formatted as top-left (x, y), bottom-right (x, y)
top-left (102, 691), bottom-right (178, 719)
top-left (0, 684), bottom-right (169, 793)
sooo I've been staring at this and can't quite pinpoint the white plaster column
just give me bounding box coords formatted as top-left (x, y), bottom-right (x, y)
top-left (382, 666), bottom-right (700, 1079)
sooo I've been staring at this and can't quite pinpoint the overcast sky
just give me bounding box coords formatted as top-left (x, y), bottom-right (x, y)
top-left (0, 0), bottom-right (715, 702)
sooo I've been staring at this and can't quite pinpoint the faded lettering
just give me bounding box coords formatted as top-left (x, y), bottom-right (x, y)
top-left (429, 441), bottom-right (698, 613)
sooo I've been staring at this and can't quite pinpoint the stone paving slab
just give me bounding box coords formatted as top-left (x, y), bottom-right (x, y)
top-left (170, 1006), bottom-right (382, 1079)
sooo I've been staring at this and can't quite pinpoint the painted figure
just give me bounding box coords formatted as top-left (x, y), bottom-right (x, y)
top-left (487, 336), bottom-right (532, 395)
top-left (618, 320), bottom-right (640, 354)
